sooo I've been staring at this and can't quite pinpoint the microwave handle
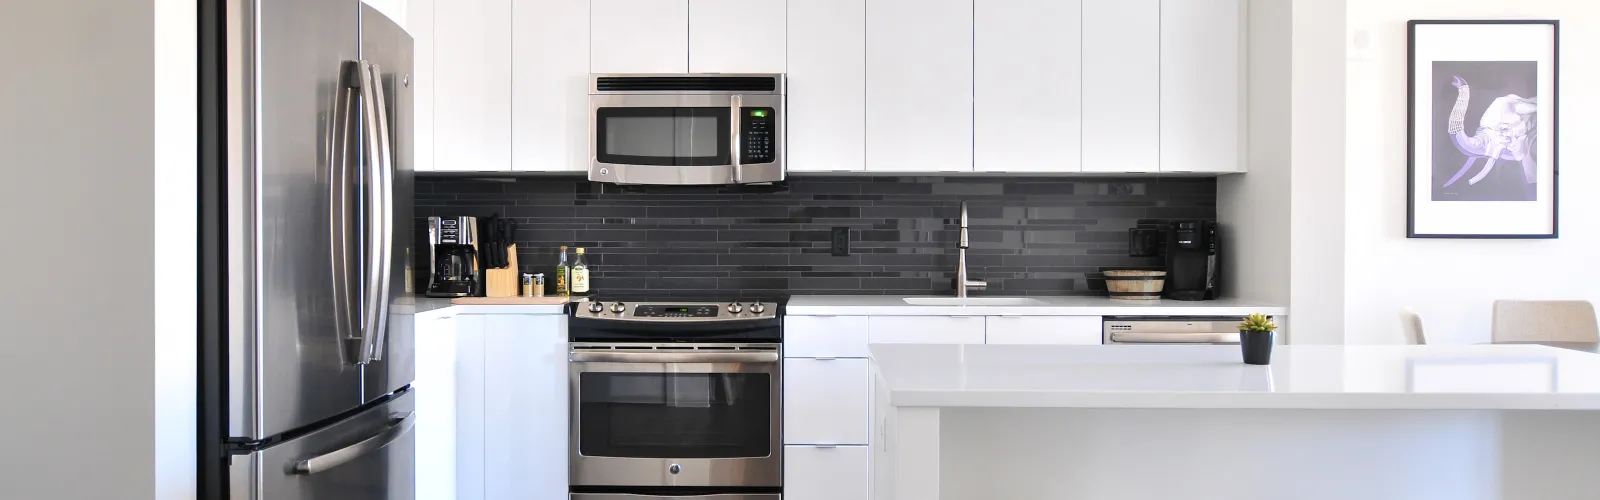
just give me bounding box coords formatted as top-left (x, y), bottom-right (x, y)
top-left (730, 94), bottom-right (742, 184)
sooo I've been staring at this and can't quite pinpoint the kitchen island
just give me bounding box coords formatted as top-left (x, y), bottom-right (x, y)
top-left (870, 344), bottom-right (1600, 500)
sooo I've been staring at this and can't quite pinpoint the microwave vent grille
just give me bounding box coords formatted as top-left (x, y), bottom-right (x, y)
top-left (596, 76), bottom-right (777, 92)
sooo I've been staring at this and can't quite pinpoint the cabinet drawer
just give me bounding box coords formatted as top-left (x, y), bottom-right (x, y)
top-left (985, 316), bottom-right (1103, 345)
top-left (784, 358), bottom-right (870, 445)
top-left (868, 316), bottom-right (985, 344)
top-left (784, 445), bottom-right (869, 500)
top-left (785, 316), bottom-right (870, 358)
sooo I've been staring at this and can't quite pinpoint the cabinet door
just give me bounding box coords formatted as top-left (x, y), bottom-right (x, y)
top-left (433, 0), bottom-right (511, 171)
top-left (408, 0), bottom-right (434, 171)
top-left (785, 358), bottom-right (870, 445)
top-left (785, 445), bottom-right (870, 500)
top-left (984, 316), bottom-right (1103, 345)
top-left (784, 316), bottom-right (870, 358)
top-left (1160, 0), bottom-right (1243, 173)
top-left (974, 0), bottom-right (1081, 173)
top-left (454, 315), bottom-right (486, 500)
top-left (689, 0), bottom-right (785, 73)
top-left (787, 0), bottom-right (865, 172)
top-left (591, 0), bottom-right (689, 73)
top-left (483, 315), bottom-right (568, 500)
top-left (868, 316), bottom-right (985, 344)
top-left (865, 0), bottom-right (973, 172)
top-left (1080, 0), bottom-right (1159, 173)
top-left (415, 314), bottom-right (456, 500)
top-left (512, 0), bottom-right (590, 172)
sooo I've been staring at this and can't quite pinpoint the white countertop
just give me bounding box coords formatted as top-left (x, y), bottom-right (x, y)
top-left (870, 344), bottom-right (1600, 410)
top-left (787, 295), bottom-right (1285, 316)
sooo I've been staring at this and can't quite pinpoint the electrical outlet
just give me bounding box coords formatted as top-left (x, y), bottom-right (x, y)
top-left (831, 227), bottom-right (850, 256)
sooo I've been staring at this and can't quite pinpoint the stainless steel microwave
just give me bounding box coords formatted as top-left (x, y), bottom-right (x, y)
top-left (589, 74), bottom-right (785, 185)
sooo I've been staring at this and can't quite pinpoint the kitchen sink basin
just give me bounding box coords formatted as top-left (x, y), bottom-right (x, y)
top-left (901, 297), bottom-right (1046, 306)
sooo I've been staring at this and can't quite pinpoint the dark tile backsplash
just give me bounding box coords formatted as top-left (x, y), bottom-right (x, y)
top-left (416, 176), bottom-right (1215, 297)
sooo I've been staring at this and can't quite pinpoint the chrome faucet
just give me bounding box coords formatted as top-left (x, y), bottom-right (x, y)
top-left (955, 201), bottom-right (987, 298)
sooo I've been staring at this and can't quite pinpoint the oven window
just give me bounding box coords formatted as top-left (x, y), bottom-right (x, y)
top-left (579, 372), bottom-right (771, 458)
top-left (596, 107), bottom-right (732, 166)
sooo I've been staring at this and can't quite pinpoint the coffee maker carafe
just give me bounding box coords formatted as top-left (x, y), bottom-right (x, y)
top-left (1163, 220), bottom-right (1219, 301)
top-left (425, 216), bottom-right (479, 298)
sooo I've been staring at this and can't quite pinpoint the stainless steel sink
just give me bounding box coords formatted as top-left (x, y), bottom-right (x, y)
top-left (901, 297), bottom-right (1046, 306)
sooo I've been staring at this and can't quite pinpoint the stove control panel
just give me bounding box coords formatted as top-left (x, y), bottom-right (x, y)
top-left (635, 305), bottom-right (719, 318)
top-left (578, 301), bottom-right (778, 322)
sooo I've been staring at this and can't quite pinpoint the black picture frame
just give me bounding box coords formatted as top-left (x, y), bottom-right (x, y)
top-left (1406, 20), bottom-right (1559, 239)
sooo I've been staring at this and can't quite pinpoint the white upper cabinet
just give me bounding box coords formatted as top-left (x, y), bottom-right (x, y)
top-left (591, 0), bottom-right (690, 74)
top-left (974, 0), bottom-right (1082, 173)
top-left (432, 0), bottom-right (512, 171)
top-left (1080, 0), bottom-right (1159, 173)
top-left (786, 0), bottom-right (865, 172)
top-left (1160, 0), bottom-right (1244, 173)
top-left (512, 0), bottom-right (590, 172)
top-left (407, 0), bottom-right (434, 171)
top-left (689, 0), bottom-right (786, 73)
top-left (865, 0), bottom-right (973, 172)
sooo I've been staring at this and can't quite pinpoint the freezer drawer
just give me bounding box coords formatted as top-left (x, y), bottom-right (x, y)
top-left (231, 389), bottom-right (416, 500)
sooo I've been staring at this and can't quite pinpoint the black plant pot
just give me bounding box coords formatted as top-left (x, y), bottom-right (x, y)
top-left (1240, 330), bottom-right (1275, 365)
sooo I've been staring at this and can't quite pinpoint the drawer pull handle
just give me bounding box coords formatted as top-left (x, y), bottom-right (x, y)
top-left (815, 444), bottom-right (839, 448)
top-left (814, 357), bottom-right (836, 361)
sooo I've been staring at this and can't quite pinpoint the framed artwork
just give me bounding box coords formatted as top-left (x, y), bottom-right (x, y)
top-left (1407, 20), bottom-right (1559, 238)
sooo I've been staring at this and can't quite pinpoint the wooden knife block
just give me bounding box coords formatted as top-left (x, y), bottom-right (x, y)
top-left (483, 244), bottom-right (521, 297)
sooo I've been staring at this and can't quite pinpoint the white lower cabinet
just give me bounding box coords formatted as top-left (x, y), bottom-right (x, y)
top-left (784, 358), bottom-right (870, 445)
top-left (784, 445), bottom-right (870, 500)
top-left (444, 312), bottom-right (567, 500)
top-left (868, 316), bottom-right (985, 344)
top-left (984, 316), bottom-right (1103, 345)
top-left (784, 316), bottom-right (870, 358)
top-left (416, 313), bottom-right (458, 500)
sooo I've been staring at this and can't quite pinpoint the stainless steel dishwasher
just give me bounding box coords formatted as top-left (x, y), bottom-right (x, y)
top-left (1102, 316), bottom-right (1251, 345)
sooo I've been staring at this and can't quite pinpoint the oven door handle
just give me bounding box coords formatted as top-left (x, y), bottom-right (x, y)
top-left (569, 351), bottom-right (779, 364)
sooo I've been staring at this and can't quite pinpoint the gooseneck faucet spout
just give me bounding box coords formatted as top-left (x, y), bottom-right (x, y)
top-left (956, 201), bottom-right (987, 298)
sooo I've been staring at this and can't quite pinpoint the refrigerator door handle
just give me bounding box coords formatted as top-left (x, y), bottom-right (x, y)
top-left (330, 61), bottom-right (363, 365)
top-left (366, 60), bottom-right (396, 362)
top-left (355, 59), bottom-right (389, 364)
top-left (292, 411), bottom-right (415, 475)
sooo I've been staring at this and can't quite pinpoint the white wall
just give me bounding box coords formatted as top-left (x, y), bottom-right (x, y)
top-left (1219, 0), bottom-right (1292, 315)
top-left (1220, 0), bottom-right (1347, 344)
top-left (1344, 0), bottom-right (1598, 344)
top-left (0, 0), bottom-right (196, 498)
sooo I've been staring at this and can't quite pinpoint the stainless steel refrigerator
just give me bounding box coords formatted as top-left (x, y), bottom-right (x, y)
top-left (201, 0), bottom-right (415, 498)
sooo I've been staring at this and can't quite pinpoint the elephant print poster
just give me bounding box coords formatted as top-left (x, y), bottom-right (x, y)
top-left (1409, 21), bottom-right (1558, 238)
top-left (1431, 61), bottom-right (1537, 202)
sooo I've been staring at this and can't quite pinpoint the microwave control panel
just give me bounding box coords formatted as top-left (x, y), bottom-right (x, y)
top-left (740, 107), bottom-right (777, 164)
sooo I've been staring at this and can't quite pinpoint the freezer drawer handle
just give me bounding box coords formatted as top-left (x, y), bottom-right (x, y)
top-left (293, 411), bottom-right (414, 475)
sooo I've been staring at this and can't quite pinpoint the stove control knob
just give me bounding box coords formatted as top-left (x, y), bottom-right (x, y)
top-left (727, 303), bottom-right (743, 314)
top-left (587, 302), bottom-right (604, 313)
top-left (611, 302), bottom-right (627, 313)
top-left (750, 303), bottom-right (766, 314)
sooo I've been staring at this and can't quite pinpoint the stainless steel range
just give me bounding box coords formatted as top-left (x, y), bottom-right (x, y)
top-left (569, 299), bottom-right (783, 500)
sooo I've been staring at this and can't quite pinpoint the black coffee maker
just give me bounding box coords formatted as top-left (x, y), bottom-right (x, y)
top-left (425, 216), bottom-right (479, 298)
top-left (1163, 220), bottom-right (1219, 301)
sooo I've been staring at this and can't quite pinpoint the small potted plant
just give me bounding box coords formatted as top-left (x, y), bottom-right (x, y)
top-left (1237, 313), bottom-right (1278, 365)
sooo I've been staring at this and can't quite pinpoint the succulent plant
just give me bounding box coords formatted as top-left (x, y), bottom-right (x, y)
top-left (1238, 313), bottom-right (1277, 332)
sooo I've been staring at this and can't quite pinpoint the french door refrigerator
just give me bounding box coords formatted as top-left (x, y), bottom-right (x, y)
top-left (199, 1), bottom-right (414, 498)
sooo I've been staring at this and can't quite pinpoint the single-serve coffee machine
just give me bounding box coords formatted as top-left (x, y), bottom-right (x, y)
top-left (425, 216), bottom-right (479, 298)
top-left (1164, 220), bottom-right (1219, 301)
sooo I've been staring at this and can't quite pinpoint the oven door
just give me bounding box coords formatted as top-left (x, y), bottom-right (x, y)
top-left (569, 343), bottom-right (782, 488)
top-left (590, 94), bottom-right (783, 185)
